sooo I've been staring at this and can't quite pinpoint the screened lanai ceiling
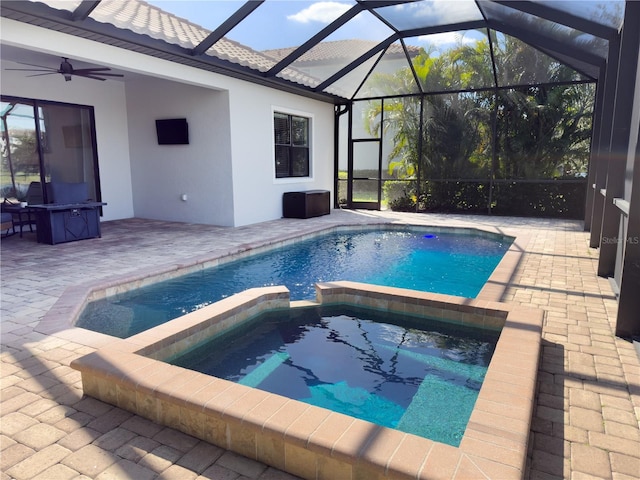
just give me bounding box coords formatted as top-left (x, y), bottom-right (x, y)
top-left (0, 0), bottom-right (625, 103)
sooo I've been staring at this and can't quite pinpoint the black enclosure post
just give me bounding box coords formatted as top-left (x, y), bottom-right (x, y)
top-left (346, 103), bottom-right (353, 208)
top-left (584, 72), bottom-right (605, 232)
top-left (614, 0), bottom-right (640, 339)
top-left (334, 105), bottom-right (346, 209)
top-left (616, 126), bottom-right (640, 339)
top-left (597, 5), bottom-right (640, 278)
top-left (589, 41), bottom-right (620, 249)
top-left (416, 96), bottom-right (425, 213)
top-left (489, 90), bottom-right (498, 215)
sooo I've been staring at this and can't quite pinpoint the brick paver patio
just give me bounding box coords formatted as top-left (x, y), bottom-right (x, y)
top-left (1, 210), bottom-right (638, 479)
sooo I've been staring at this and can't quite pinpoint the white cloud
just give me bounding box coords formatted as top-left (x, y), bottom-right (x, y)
top-left (391, 0), bottom-right (481, 25)
top-left (419, 31), bottom-right (478, 48)
top-left (287, 1), bottom-right (352, 24)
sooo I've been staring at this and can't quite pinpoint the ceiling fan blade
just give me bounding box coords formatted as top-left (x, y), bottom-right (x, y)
top-left (5, 67), bottom-right (58, 72)
top-left (73, 67), bottom-right (112, 73)
top-left (83, 72), bottom-right (124, 78)
top-left (7, 57), bottom-right (124, 81)
top-left (25, 72), bottom-right (58, 78)
top-left (77, 74), bottom-right (107, 81)
top-left (12, 61), bottom-right (56, 69)
top-left (74, 70), bottom-right (124, 78)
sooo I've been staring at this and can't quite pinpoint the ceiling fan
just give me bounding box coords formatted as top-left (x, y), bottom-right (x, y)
top-left (5, 57), bottom-right (124, 81)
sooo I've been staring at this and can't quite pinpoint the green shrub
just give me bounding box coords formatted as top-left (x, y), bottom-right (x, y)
top-left (387, 179), bottom-right (586, 219)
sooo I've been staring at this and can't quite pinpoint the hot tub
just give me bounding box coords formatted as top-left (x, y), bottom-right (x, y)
top-left (71, 281), bottom-right (543, 480)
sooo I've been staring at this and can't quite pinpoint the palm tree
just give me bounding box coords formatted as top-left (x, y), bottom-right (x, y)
top-left (359, 31), bottom-right (594, 213)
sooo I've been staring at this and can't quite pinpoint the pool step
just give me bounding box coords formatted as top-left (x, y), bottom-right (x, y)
top-left (239, 351), bottom-right (290, 388)
top-left (376, 343), bottom-right (487, 383)
top-left (397, 373), bottom-right (477, 446)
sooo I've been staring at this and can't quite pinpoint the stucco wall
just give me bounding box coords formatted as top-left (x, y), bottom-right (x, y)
top-left (125, 77), bottom-right (334, 227)
top-left (227, 83), bottom-right (335, 226)
top-left (125, 78), bottom-right (234, 226)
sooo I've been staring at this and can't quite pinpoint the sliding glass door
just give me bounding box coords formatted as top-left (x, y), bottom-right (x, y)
top-left (1, 96), bottom-right (100, 204)
top-left (1, 101), bottom-right (40, 200)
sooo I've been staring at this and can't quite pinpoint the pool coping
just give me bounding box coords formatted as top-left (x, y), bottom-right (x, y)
top-left (36, 222), bottom-right (527, 340)
top-left (70, 281), bottom-right (544, 480)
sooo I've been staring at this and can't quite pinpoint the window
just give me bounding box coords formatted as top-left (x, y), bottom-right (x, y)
top-left (274, 111), bottom-right (310, 178)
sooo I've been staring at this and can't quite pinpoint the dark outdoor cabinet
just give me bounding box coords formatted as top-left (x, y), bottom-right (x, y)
top-left (283, 190), bottom-right (330, 219)
top-left (32, 203), bottom-right (105, 245)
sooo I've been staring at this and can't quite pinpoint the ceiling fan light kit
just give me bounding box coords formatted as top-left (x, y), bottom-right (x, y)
top-left (5, 57), bottom-right (124, 82)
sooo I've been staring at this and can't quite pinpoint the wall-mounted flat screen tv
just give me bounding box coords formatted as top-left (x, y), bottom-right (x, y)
top-left (156, 118), bottom-right (189, 145)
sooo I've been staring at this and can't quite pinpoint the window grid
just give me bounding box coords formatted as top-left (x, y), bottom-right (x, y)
top-left (274, 112), bottom-right (310, 178)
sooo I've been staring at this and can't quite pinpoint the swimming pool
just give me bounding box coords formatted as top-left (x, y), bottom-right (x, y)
top-left (76, 227), bottom-right (512, 338)
top-left (169, 304), bottom-right (500, 447)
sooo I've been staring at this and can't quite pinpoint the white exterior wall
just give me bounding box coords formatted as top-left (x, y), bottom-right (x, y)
top-left (125, 78), bottom-right (234, 226)
top-left (228, 83), bottom-right (334, 226)
top-left (1, 18), bottom-right (336, 227)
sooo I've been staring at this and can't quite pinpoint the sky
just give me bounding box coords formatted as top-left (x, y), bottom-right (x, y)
top-left (145, 0), bottom-right (485, 52)
top-left (143, 0), bottom-right (623, 57)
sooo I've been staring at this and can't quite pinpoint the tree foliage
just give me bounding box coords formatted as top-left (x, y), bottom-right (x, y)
top-left (363, 34), bottom-right (594, 182)
top-left (359, 32), bottom-right (594, 217)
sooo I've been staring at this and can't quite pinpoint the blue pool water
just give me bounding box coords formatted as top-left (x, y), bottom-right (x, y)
top-left (170, 305), bottom-right (500, 446)
top-left (77, 228), bottom-right (511, 338)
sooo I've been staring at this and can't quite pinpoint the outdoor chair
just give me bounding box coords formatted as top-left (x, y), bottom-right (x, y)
top-left (1, 198), bottom-right (36, 237)
top-left (0, 181), bottom-right (47, 237)
top-left (1, 211), bottom-right (14, 237)
top-left (25, 181), bottom-right (49, 205)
